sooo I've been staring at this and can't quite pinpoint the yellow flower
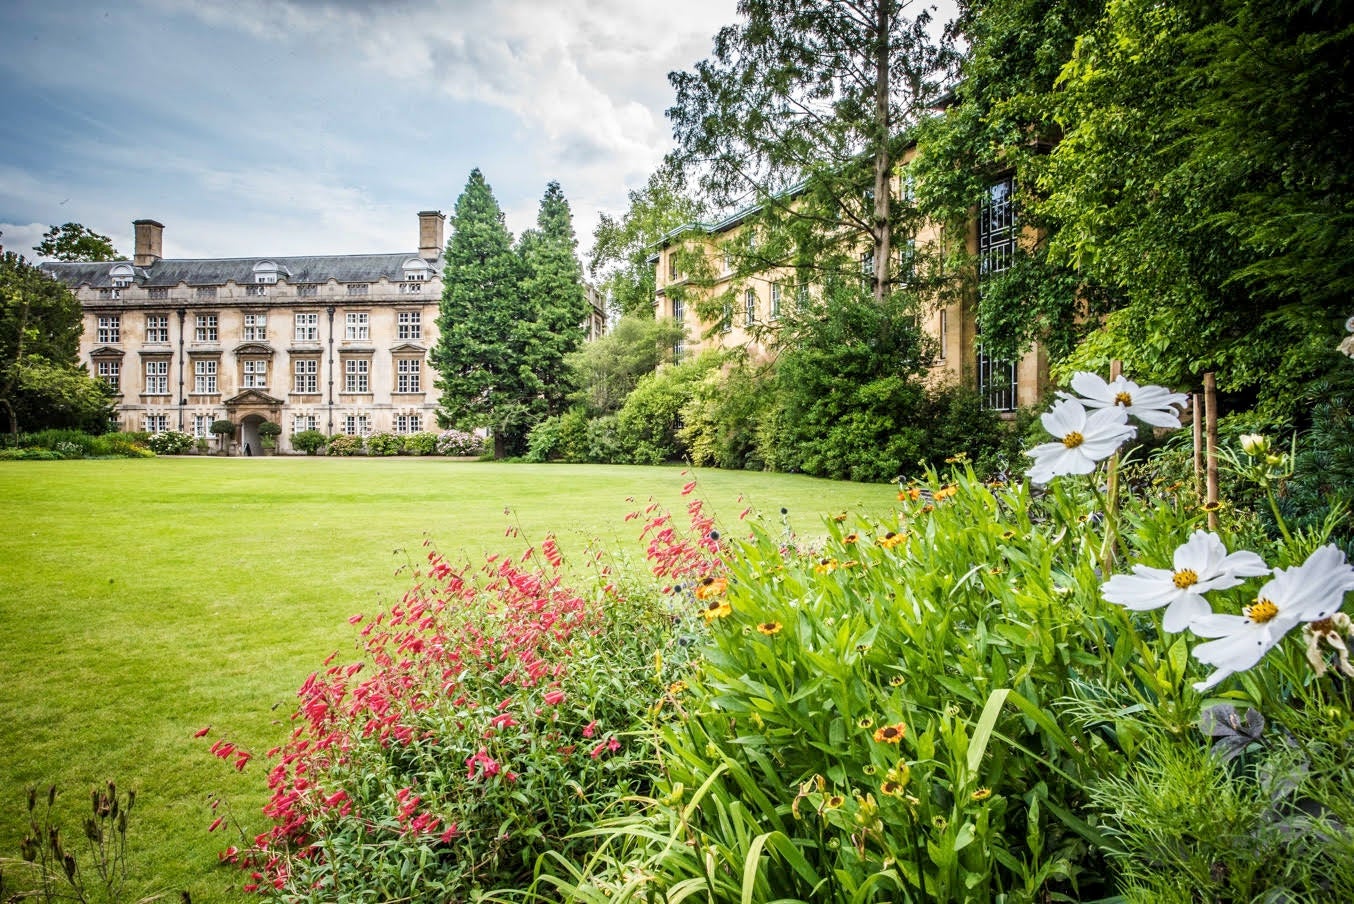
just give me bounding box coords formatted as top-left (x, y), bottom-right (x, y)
top-left (1000, 529), bottom-right (1016, 540)
top-left (668, 680), bottom-right (688, 695)
top-left (1201, 500), bottom-right (1223, 513)
top-left (842, 533), bottom-right (859, 544)
top-left (872, 722), bottom-right (906, 744)
top-left (694, 575), bottom-right (728, 600)
top-left (878, 531), bottom-right (906, 549)
top-left (885, 760), bottom-right (911, 787)
top-left (701, 599), bottom-right (732, 621)
top-left (756, 621), bottom-right (783, 636)
top-left (858, 716), bottom-right (875, 729)
top-left (880, 780), bottom-right (907, 798)
top-left (970, 787), bottom-right (992, 802)
top-left (934, 484), bottom-right (958, 501)
top-left (814, 557), bottom-right (839, 574)
top-left (824, 794), bottom-right (845, 810)
top-left (888, 675), bottom-right (905, 687)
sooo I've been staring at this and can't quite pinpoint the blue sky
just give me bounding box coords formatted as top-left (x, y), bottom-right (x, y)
top-left (0, 0), bottom-right (737, 263)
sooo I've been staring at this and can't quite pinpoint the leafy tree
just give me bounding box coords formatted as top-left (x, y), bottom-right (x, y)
top-left (667, 0), bottom-right (955, 306)
top-left (34, 222), bottom-right (122, 262)
top-left (431, 169), bottom-right (532, 458)
top-left (1, 251), bottom-right (112, 439)
top-left (565, 314), bottom-right (687, 415)
top-left (590, 163), bottom-right (704, 318)
top-left (912, 0), bottom-right (1110, 363)
top-left (517, 181), bottom-right (588, 422)
top-left (1040, 0), bottom-right (1354, 420)
top-left (770, 276), bottom-right (935, 481)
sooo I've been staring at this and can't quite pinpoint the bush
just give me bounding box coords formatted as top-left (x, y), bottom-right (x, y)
top-left (364, 432), bottom-right (403, 456)
top-left (525, 408), bottom-right (589, 463)
top-left (146, 430), bottom-right (195, 455)
top-left (435, 429), bottom-right (484, 457)
top-left (679, 362), bottom-right (774, 470)
top-left (209, 538), bottom-right (686, 900)
top-left (257, 421), bottom-right (282, 439)
top-left (291, 429), bottom-right (327, 456)
top-left (584, 415), bottom-right (622, 464)
top-left (17, 429), bottom-right (99, 456)
top-left (614, 352), bottom-right (724, 465)
top-left (92, 432), bottom-right (152, 458)
top-left (325, 434), bottom-right (365, 456)
top-left (403, 431), bottom-right (439, 456)
top-left (210, 419), bottom-right (234, 437)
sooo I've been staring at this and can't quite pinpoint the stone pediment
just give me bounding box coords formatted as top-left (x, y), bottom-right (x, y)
top-left (232, 342), bottom-right (276, 357)
top-left (223, 389), bottom-right (284, 407)
top-left (389, 342), bottom-right (427, 354)
top-left (89, 345), bottom-right (125, 358)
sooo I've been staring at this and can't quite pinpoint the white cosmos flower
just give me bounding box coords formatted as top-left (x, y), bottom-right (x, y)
top-left (1060, 372), bottom-right (1188, 429)
top-left (1026, 398), bottom-right (1136, 484)
top-left (1190, 544), bottom-right (1354, 691)
top-left (1102, 530), bottom-right (1270, 632)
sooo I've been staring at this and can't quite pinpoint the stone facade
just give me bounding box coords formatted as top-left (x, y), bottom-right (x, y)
top-left (650, 159), bottom-right (1047, 413)
top-left (43, 213), bottom-right (446, 453)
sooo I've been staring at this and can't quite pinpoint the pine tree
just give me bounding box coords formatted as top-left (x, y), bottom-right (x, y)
top-left (517, 181), bottom-right (588, 422)
top-left (430, 169), bottom-right (531, 458)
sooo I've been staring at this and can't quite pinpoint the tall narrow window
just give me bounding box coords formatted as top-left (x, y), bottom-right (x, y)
top-left (345, 312), bottom-right (369, 340)
top-left (292, 414), bottom-right (319, 434)
top-left (294, 312), bottom-right (318, 342)
top-left (195, 314), bottom-right (218, 342)
top-left (344, 358), bottom-right (369, 393)
top-left (744, 288), bottom-right (758, 325)
top-left (145, 360), bottom-right (169, 395)
top-left (938, 309), bottom-right (948, 361)
top-left (144, 413), bottom-right (169, 434)
top-left (396, 358), bottom-right (421, 393)
top-left (770, 283), bottom-right (782, 320)
top-left (671, 297), bottom-right (685, 359)
top-left (97, 360), bottom-right (120, 391)
top-left (194, 359), bottom-right (218, 394)
top-left (397, 311), bottom-right (422, 339)
top-left (97, 316), bottom-right (120, 344)
top-left (720, 300), bottom-right (733, 333)
top-left (192, 414), bottom-right (214, 438)
top-left (242, 360), bottom-right (267, 388)
top-left (146, 314), bottom-right (169, 343)
top-left (243, 313), bottom-right (267, 341)
top-left (977, 176), bottom-right (1018, 410)
top-left (292, 359), bottom-right (318, 394)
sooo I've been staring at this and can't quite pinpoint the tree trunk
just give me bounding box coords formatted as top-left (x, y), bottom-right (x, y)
top-left (871, 0), bottom-right (892, 307)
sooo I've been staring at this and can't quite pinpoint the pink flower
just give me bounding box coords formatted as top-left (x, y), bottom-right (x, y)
top-left (543, 690), bottom-right (566, 706)
top-left (193, 726), bottom-right (211, 738)
top-left (582, 720), bottom-right (597, 738)
top-left (590, 740), bottom-right (607, 759)
top-left (608, 737), bottom-right (621, 754)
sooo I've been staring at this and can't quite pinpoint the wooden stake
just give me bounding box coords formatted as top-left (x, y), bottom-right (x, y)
top-left (1192, 392), bottom-right (1204, 499)
top-left (1204, 373), bottom-right (1219, 530)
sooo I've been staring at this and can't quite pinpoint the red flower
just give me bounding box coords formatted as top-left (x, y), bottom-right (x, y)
top-left (543, 690), bottom-right (566, 706)
top-left (208, 816), bottom-right (225, 832)
top-left (193, 726), bottom-right (211, 738)
top-left (582, 720), bottom-right (597, 738)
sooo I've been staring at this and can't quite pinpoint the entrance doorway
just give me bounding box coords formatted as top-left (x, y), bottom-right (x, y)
top-left (240, 414), bottom-right (264, 456)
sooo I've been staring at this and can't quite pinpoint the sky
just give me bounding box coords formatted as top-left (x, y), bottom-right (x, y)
top-left (0, 0), bottom-right (739, 265)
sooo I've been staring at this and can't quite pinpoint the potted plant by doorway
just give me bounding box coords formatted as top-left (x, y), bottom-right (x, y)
top-left (258, 420), bottom-right (282, 454)
top-left (210, 419), bottom-right (235, 455)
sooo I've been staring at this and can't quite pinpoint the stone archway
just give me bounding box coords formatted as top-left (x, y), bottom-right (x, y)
top-left (223, 389), bottom-right (283, 455)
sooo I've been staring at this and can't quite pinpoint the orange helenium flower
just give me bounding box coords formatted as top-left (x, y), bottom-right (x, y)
top-left (756, 621), bottom-right (783, 636)
top-left (872, 723), bottom-right (906, 744)
top-left (694, 576), bottom-right (728, 600)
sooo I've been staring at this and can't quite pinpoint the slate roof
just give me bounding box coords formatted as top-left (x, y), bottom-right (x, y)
top-left (41, 252), bottom-right (440, 289)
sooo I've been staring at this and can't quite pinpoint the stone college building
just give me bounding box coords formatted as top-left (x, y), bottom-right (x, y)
top-left (43, 213), bottom-right (449, 454)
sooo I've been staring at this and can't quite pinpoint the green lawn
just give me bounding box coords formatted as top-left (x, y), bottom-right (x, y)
top-left (0, 457), bottom-right (899, 902)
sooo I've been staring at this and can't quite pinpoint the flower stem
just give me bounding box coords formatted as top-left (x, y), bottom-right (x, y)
top-left (1266, 485), bottom-right (1295, 549)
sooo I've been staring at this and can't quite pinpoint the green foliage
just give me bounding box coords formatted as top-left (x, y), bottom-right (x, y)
top-left (589, 163), bottom-right (704, 318)
top-left (146, 431), bottom-right (194, 456)
top-left (668, 0), bottom-right (955, 304)
top-left (256, 421), bottom-right (281, 439)
top-left (565, 314), bottom-right (686, 416)
top-left (678, 360), bottom-right (774, 470)
top-left (771, 281), bottom-right (935, 481)
top-left (525, 407), bottom-right (589, 463)
top-left (325, 434), bottom-right (365, 456)
top-left (291, 429), bottom-right (327, 455)
top-left (364, 432), bottom-right (403, 456)
top-left (33, 223), bottom-right (121, 263)
top-left (430, 169), bottom-right (532, 457)
top-left (2, 252), bottom-right (112, 438)
top-left (402, 431), bottom-right (438, 456)
top-left (614, 352), bottom-right (725, 465)
top-left (518, 181), bottom-right (589, 421)
top-left (209, 420), bottom-right (234, 437)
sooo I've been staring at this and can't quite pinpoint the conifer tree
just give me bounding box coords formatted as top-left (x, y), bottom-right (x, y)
top-left (430, 169), bottom-right (531, 458)
top-left (517, 181), bottom-right (588, 421)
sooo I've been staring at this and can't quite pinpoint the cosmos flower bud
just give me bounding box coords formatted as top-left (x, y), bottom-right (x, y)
top-left (1239, 434), bottom-right (1269, 456)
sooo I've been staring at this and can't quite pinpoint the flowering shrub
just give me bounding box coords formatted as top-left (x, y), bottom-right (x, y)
top-left (325, 434), bottom-right (364, 457)
top-left (402, 431), bottom-right (439, 456)
top-left (435, 428), bottom-right (484, 457)
top-left (146, 430), bottom-right (195, 455)
top-left (207, 534), bottom-right (687, 900)
top-left (363, 432), bottom-right (402, 456)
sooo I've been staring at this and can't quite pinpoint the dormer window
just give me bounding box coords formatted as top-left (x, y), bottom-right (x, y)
top-left (109, 263), bottom-right (135, 289)
top-left (401, 258), bottom-right (432, 292)
top-left (253, 261), bottom-right (281, 285)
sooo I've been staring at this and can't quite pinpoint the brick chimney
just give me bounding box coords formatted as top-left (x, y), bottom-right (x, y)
top-left (133, 219), bottom-right (164, 266)
top-left (418, 210), bottom-right (445, 260)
